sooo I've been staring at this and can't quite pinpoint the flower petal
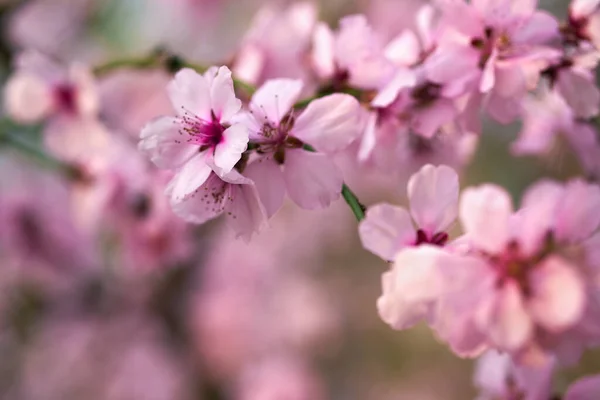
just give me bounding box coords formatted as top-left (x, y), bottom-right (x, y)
top-left (213, 123), bottom-right (249, 174)
top-left (377, 246), bottom-right (445, 330)
top-left (4, 72), bottom-right (53, 123)
top-left (223, 178), bottom-right (267, 241)
top-left (250, 78), bottom-right (303, 125)
top-left (528, 256), bottom-right (585, 332)
top-left (554, 179), bottom-right (600, 243)
top-left (167, 152), bottom-right (212, 202)
top-left (169, 172), bottom-right (228, 223)
top-left (139, 116), bottom-right (198, 169)
top-left (243, 156), bottom-right (286, 218)
top-left (209, 66), bottom-right (242, 122)
top-left (459, 184), bottom-right (513, 253)
top-left (359, 204), bottom-right (415, 261)
top-left (408, 164), bottom-right (459, 234)
top-left (283, 149), bottom-right (342, 209)
top-left (564, 374), bottom-right (600, 400)
top-left (292, 93), bottom-right (362, 153)
top-left (476, 281), bottom-right (533, 351)
top-left (168, 68), bottom-right (211, 119)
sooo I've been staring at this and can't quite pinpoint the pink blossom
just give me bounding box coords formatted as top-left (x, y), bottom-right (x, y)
top-left (568, 0), bottom-right (600, 49)
top-left (233, 2), bottom-right (317, 85)
top-left (139, 66), bottom-right (249, 201)
top-left (432, 179), bottom-right (600, 359)
top-left (426, 0), bottom-right (560, 123)
top-left (238, 78), bottom-right (362, 216)
top-left (4, 51), bottom-right (98, 123)
top-left (359, 164), bottom-right (459, 261)
top-left (512, 85), bottom-right (600, 178)
top-left (310, 14), bottom-right (395, 89)
top-left (473, 350), bottom-right (555, 400)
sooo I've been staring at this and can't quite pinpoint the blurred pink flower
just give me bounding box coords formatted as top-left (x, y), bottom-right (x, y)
top-left (359, 164), bottom-right (459, 261)
top-left (473, 350), bottom-right (555, 400)
top-left (569, 0), bottom-right (600, 49)
top-left (233, 2), bottom-right (317, 85)
top-left (310, 14), bottom-right (395, 89)
top-left (139, 66), bottom-right (248, 202)
top-left (239, 78), bottom-right (362, 215)
top-left (426, 0), bottom-right (560, 123)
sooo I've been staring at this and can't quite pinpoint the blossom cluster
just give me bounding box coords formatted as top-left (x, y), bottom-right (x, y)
top-left (2, 0), bottom-right (600, 397)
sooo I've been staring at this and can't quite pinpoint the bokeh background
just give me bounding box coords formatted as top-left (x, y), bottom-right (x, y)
top-left (0, 0), bottom-right (598, 399)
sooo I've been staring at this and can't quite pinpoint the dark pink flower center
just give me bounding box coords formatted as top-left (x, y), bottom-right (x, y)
top-left (180, 110), bottom-right (225, 149)
top-left (415, 229), bottom-right (448, 246)
top-left (53, 83), bottom-right (77, 114)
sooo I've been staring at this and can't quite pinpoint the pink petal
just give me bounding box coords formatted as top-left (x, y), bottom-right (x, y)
top-left (292, 94), bottom-right (362, 153)
top-left (460, 184), bottom-right (513, 253)
top-left (213, 123), bottom-right (249, 174)
top-left (233, 43), bottom-right (265, 85)
top-left (357, 111), bottom-right (378, 162)
top-left (476, 281), bottom-right (533, 351)
top-left (4, 72), bottom-right (53, 122)
top-left (438, 0), bottom-right (484, 37)
top-left (283, 149), bottom-right (342, 209)
top-left (358, 204), bottom-right (416, 261)
top-left (486, 92), bottom-right (521, 124)
top-left (527, 256), bottom-right (585, 332)
top-left (167, 152), bottom-right (213, 202)
top-left (565, 374), bottom-right (600, 400)
top-left (416, 4), bottom-right (436, 50)
top-left (411, 99), bottom-right (457, 138)
top-left (168, 172), bottom-right (230, 224)
top-left (250, 78), bottom-right (303, 125)
top-left (512, 11), bottom-right (559, 45)
top-left (377, 246), bottom-right (445, 330)
top-left (480, 49), bottom-right (499, 93)
top-left (223, 180), bottom-right (267, 241)
top-left (570, 0), bottom-right (600, 18)
top-left (139, 116), bottom-right (198, 169)
top-left (243, 157), bottom-right (286, 218)
top-left (384, 30), bottom-right (421, 66)
top-left (311, 23), bottom-right (336, 79)
top-left (493, 60), bottom-right (526, 98)
top-left (425, 44), bottom-right (480, 89)
top-left (168, 68), bottom-right (211, 120)
top-left (557, 69), bottom-right (600, 119)
top-left (69, 63), bottom-right (98, 117)
top-left (554, 179), bottom-right (600, 243)
top-left (408, 164), bottom-right (459, 234)
top-left (209, 66), bottom-right (242, 122)
top-left (371, 68), bottom-right (416, 108)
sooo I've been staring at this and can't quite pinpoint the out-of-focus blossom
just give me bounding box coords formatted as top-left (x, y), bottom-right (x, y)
top-left (99, 69), bottom-right (172, 139)
top-left (310, 14), bottom-right (395, 90)
top-left (359, 164), bottom-right (459, 261)
top-left (568, 0), bottom-right (600, 49)
top-left (473, 350), bottom-right (555, 400)
top-left (433, 179), bottom-right (600, 361)
top-left (139, 66), bottom-right (248, 202)
top-left (427, 0), bottom-right (560, 123)
top-left (236, 356), bottom-right (326, 400)
top-left (233, 2), bottom-right (317, 85)
top-left (239, 78), bottom-right (362, 215)
top-left (512, 85), bottom-right (600, 178)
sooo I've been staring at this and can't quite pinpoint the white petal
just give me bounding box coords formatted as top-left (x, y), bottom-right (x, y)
top-left (283, 149), bottom-right (342, 209)
top-left (292, 93), bottom-right (362, 153)
top-left (224, 180), bottom-right (267, 241)
top-left (359, 204), bottom-right (416, 261)
top-left (408, 164), bottom-right (459, 234)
